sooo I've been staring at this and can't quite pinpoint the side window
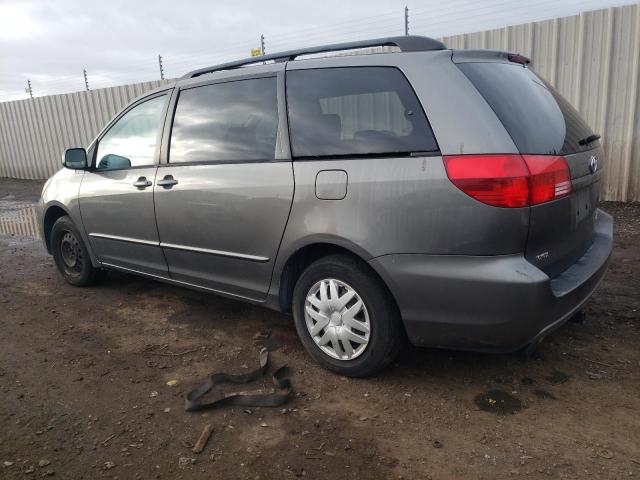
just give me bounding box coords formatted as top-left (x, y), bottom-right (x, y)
top-left (95, 94), bottom-right (167, 170)
top-left (169, 77), bottom-right (278, 163)
top-left (286, 67), bottom-right (438, 158)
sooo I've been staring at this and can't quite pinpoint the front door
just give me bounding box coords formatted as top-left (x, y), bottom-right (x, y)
top-left (153, 75), bottom-right (294, 300)
top-left (79, 91), bottom-right (170, 277)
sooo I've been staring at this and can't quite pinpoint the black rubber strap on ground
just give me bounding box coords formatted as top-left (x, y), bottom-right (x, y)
top-left (184, 348), bottom-right (292, 412)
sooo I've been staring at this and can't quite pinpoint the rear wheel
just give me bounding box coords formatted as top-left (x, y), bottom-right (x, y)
top-left (51, 216), bottom-right (105, 286)
top-left (292, 254), bottom-right (403, 377)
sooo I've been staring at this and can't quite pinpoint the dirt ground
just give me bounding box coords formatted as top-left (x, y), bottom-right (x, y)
top-left (0, 178), bottom-right (638, 480)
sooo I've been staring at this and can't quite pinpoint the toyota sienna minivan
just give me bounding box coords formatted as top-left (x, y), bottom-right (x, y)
top-left (38, 36), bottom-right (613, 376)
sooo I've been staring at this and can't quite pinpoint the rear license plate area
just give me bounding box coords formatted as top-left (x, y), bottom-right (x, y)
top-left (574, 186), bottom-right (596, 226)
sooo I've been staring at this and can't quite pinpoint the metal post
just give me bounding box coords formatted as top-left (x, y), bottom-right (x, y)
top-left (83, 69), bottom-right (90, 91)
top-left (25, 79), bottom-right (33, 99)
top-left (404, 6), bottom-right (409, 36)
top-left (260, 34), bottom-right (265, 55)
top-left (158, 54), bottom-right (165, 80)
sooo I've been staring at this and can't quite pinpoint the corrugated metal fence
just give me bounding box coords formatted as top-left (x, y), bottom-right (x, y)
top-left (0, 80), bottom-right (172, 179)
top-left (1, 4), bottom-right (639, 201)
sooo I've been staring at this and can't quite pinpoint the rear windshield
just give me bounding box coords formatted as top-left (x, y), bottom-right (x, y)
top-left (457, 62), bottom-right (598, 155)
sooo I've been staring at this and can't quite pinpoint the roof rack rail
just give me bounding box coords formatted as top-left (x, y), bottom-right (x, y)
top-left (181, 35), bottom-right (446, 79)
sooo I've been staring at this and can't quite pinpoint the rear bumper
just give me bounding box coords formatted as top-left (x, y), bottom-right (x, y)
top-left (369, 209), bottom-right (613, 352)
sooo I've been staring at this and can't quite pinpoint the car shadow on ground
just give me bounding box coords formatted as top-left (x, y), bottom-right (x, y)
top-left (101, 269), bottom-right (543, 380)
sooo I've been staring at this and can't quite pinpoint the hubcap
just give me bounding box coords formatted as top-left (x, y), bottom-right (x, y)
top-left (59, 231), bottom-right (82, 273)
top-left (304, 279), bottom-right (371, 361)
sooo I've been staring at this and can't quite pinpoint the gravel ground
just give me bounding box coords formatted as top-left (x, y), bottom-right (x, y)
top-left (0, 178), bottom-right (638, 479)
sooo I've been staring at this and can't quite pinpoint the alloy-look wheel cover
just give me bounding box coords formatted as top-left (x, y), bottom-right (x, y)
top-left (304, 279), bottom-right (371, 361)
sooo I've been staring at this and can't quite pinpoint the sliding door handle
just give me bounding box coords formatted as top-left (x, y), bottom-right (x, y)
top-left (133, 177), bottom-right (152, 188)
top-left (157, 175), bottom-right (178, 188)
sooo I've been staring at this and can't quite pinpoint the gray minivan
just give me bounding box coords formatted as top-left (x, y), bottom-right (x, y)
top-left (38, 36), bottom-right (613, 376)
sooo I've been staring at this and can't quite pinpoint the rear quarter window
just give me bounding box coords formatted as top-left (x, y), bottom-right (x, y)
top-left (457, 62), bottom-right (598, 155)
top-left (286, 67), bottom-right (439, 158)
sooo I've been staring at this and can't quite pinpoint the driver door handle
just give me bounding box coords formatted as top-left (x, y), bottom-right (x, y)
top-left (157, 175), bottom-right (179, 187)
top-left (133, 177), bottom-right (152, 188)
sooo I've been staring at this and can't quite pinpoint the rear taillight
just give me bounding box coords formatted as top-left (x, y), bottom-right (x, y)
top-left (443, 154), bottom-right (572, 208)
top-left (442, 154), bottom-right (529, 207)
top-left (522, 155), bottom-right (572, 205)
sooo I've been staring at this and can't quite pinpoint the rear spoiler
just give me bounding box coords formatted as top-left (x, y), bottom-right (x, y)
top-left (451, 49), bottom-right (530, 66)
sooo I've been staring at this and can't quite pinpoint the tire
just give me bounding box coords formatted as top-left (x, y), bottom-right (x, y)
top-left (51, 216), bottom-right (105, 287)
top-left (292, 253), bottom-right (404, 377)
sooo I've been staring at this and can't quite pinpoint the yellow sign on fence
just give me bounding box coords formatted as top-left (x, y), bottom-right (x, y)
top-left (250, 48), bottom-right (262, 57)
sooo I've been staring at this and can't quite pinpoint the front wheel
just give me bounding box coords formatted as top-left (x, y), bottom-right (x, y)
top-left (292, 254), bottom-right (403, 377)
top-left (51, 216), bottom-right (105, 287)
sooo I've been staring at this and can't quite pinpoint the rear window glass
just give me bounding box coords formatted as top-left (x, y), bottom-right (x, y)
top-left (286, 67), bottom-right (438, 158)
top-left (457, 62), bottom-right (598, 155)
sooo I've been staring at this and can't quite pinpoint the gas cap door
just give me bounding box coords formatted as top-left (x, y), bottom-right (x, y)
top-left (315, 169), bottom-right (348, 200)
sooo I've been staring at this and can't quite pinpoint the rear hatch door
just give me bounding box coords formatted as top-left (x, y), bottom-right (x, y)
top-left (455, 55), bottom-right (603, 277)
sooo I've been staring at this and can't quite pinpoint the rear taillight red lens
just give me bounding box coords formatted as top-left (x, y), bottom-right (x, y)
top-left (443, 155), bottom-right (529, 207)
top-left (522, 155), bottom-right (572, 205)
top-left (443, 154), bottom-right (572, 208)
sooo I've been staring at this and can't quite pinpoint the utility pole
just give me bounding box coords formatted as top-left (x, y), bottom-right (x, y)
top-left (404, 6), bottom-right (409, 36)
top-left (25, 79), bottom-right (33, 99)
top-left (260, 34), bottom-right (265, 55)
top-left (158, 54), bottom-right (165, 80)
top-left (83, 69), bottom-right (90, 91)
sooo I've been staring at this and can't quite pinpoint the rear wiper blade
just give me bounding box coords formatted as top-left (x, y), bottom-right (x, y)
top-left (578, 133), bottom-right (601, 146)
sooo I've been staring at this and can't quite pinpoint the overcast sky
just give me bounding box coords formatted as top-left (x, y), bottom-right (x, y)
top-left (0, 0), bottom-right (635, 101)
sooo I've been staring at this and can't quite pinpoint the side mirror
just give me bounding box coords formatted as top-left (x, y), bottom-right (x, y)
top-left (97, 154), bottom-right (131, 170)
top-left (63, 148), bottom-right (88, 170)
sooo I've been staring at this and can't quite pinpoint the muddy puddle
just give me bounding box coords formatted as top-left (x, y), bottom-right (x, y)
top-left (474, 389), bottom-right (523, 414)
top-left (0, 205), bottom-right (39, 237)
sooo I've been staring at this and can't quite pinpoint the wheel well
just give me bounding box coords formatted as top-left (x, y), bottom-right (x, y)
top-left (278, 243), bottom-right (396, 314)
top-left (43, 206), bottom-right (68, 253)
